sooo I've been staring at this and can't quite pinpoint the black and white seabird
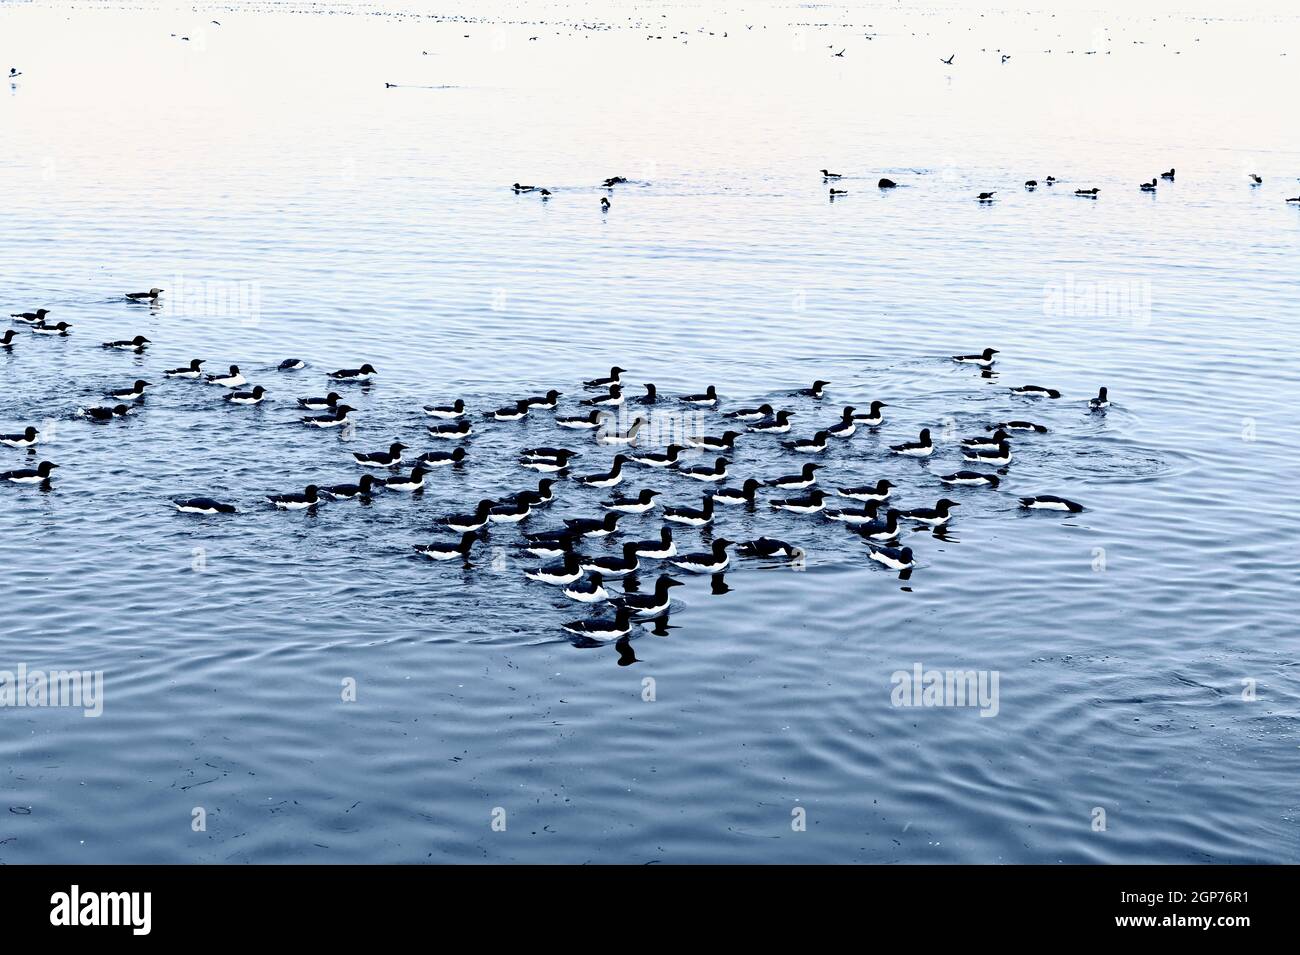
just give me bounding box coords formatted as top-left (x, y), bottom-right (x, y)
top-left (414, 531), bottom-right (480, 561)
top-left (899, 498), bottom-right (961, 526)
top-left (868, 543), bottom-right (914, 571)
top-left (890, 428), bottom-right (934, 457)
top-left (82, 404), bottom-right (131, 422)
top-left (1161, 169), bottom-right (1175, 180)
top-left (852, 400), bottom-right (887, 426)
top-left (713, 478), bottom-right (762, 506)
top-left (990, 420), bottom-right (1047, 433)
top-left (686, 430), bottom-right (742, 451)
top-left (522, 389), bottom-right (562, 410)
top-left (826, 407), bottom-right (856, 438)
top-left (952, 347), bottom-right (999, 367)
top-left (823, 500), bottom-right (882, 525)
top-left (1020, 495), bottom-right (1084, 512)
top-left (102, 335), bottom-right (151, 351)
top-left (278, 358), bottom-right (306, 370)
top-left (353, 442), bottom-right (408, 468)
top-left (670, 538), bottom-right (734, 574)
top-left (627, 444), bottom-right (685, 467)
top-left (1074, 187), bottom-right (1100, 197)
top-left (581, 384), bottom-right (624, 407)
top-left (767, 462), bottom-right (821, 490)
top-left (206, 365), bottom-right (245, 387)
top-left (566, 572), bottom-right (608, 603)
top-left (679, 385), bottom-right (719, 407)
top-left (836, 478), bottom-right (894, 502)
top-left (771, 489), bottom-right (827, 514)
top-left (963, 440), bottom-right (1011, 465)
top-left (600, 197), bottom-right (611, 212)
top-left (603, 176), bottom-right (629, 187)
top-left (10, 308), bottom-right (49, 324)
top-left (610, 574), bottom-right (683, 616)
top-left (562, 606), bottom-right (634, 641)
top-left (676, 456), bottom-right (729, 482)
top-left (747, 409), bottom-right (796, 433)
top-left (31, 321), bottom-right (72, 336)
top-left (223, 385), bottom-right (267, 405)
top-left (782, 430), bottom-right (831, 454)
top-left (794, 380), bottom-right (830, 399)
top-left (821, 169), bottom-right (842, 179)
top-left (1011, 385), bottom-right (1061, 398)
top-left (302, 405), bottom-right (356, 428)
top-left (853, 508), bottom-right (902, 542)
top-left (321, 474), bottom-right (381, 500)
top-left (562, 511), bottom-right (622, 538)
top-left (524, 552), bottom-right (584, 585)
top-left (1025, 180), bottom-right (1038, 189)
top-left (737, 537), bottom-right (802, 559)
top-left (107, 379), bottom-right (151, 401)
top-left (595, 417), bottom-right (643, 446)
top-left (829, 188), bottom-right (848, 196)
top-left (299, 391), bottom-right (341, 410)
top-left (555, 409), bottom-right (604, 430)
top-left (1140, 179), bottom-right (1157, 192)
top-left (124, 288), bottom-right (163, 301)
top-left (723, 403), bottom-right (774, 422)
top-left (378, 466), bottom-right (428, 493)
top-left (1249, 174), bottom-right (1262, 185)
top-left (424, 398), bottom-right (466, 419)
top-left (663, 493), bottom-right (715, 526)
top-left (173, 497), bottom-right (237, 514)
top-left (428, 420), bottom-right (472, 439)
top-left (879, 178), bottom-right (898, 189)
top-left (580, 542), bottom-right (641, 577)
top-left (635, 383), bottom-right (658, 405)
top-left (418, 447), bottom-right (468, 468)
top-left (437, 498), bottom-right (495, 532)
top-left (1089, 387), bottom-right (1110, 409)
top-left (628, 527), bottom-right (676, 559)
top-left (328, 364), bottom-right (377, 382)
top-left (602, 488), bottom-right (660, 513)
top-left (267, 485), bottom-right (320, 509)
top-left (1, 461), bottom-right (58, 484)
top-left (0, 329), bottom-right (16, 347)
top-left (940, 471), bottom-right (1000, 487)
top-left (977, 192), bottom-right (996, 201)
top-left (165, 358), bottom-right (206, 378)
top-left (486, 399), bottom-right (530, 421)
top-left (584, 366), bottom-right (626, 389)
top-left (962, 428), bottom-right (1009, 450)
top-left (512, 183), bottom-right (537, 193)
top-left (0, 426), bottom-right (39, 449)
top-left (576, 455), bottom-right (629, 488)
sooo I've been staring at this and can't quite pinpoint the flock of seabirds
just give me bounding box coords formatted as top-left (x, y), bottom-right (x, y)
top-left (508, 170), bottom-right (1300, 207)
top-left (2, 287), bottom-right (1104, 646)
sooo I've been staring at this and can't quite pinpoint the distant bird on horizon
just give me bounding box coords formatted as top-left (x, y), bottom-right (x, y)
top-left (1001, 54), bottom-right (1011, 63)
top-left (124, 287), bottom-right (163, 301)
top-left (832, 49), bottom-right (845, 58)
top-left (1250, 174), bottom-right (1262, 185)
top-left (600, 196), bottom-right (611, 212)
top-left (879, 178), bottom-right (898, 188)
top-left (8, 68), bottom-right (20, 78)
top-left (821, 169), bottom-right (842, 179)
top-left (977, 191), bottom-right (996, 201)
top-left (1140, 178), bottom-right (1157, 191)
top-left (1161, 168), bottom-right (1175, 180)
top-left (940, 53), bottom-right (955, 65)
top-left (829, 188), bottom-right (848, 197)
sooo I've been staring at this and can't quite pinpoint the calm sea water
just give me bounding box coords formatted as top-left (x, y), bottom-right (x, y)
top-left (1, 0), bottom-right (1298, 863)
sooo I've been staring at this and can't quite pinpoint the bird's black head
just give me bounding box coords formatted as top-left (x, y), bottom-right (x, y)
top-left (360, 364), bottom-right (376, 374)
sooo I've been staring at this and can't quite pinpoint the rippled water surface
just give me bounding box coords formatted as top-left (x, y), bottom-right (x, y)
top-left (1, 0), bottom-right (1299, 863)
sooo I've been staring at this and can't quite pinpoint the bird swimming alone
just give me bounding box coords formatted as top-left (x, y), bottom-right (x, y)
top-left (102, 335), bottom-right (151, 351)
top-left (1011, 384), bottom-right (1061, 398)
top-left (879, 178), bottom-right (898, 189)
top-left (1089, 387), bottom-right (1110, 409)
top-left (952, 347), bottom-right (999, 367)
top-left (1020, 495), bottom-right (1084, 512)
top-left (278, 358), bottom-right (306, 371)
top-left (793, 380), bottom-right (830, 399)
top-left (124, 288), bottom-right (163, 301)
top-left (0, 426), bottom-right (39, 449)
top-left (2, 461), bottom-right (59, 484)
top-left (173, 497), bottom-right (237, 514)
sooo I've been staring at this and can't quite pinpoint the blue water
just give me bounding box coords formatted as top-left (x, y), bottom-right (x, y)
top-left (1, 0), bottom-right (1299, 863)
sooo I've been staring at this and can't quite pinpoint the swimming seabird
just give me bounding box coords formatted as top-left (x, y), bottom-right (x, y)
top-left (581, 384), bottom-right (624, 407)
top-left (173, 497), bottom-right (237, 514)
top-left (793, 380), bottom-right (830, 399)
top-left (206, 365), bottom-right (245, 387)
top-left (31, 321), bottom-right (72, 335)
top-left (609, 574), bottom-right (683, 616)
top-left (868, 543), bottom-right (914, 571)
top-left (767, 462), bottom-right (820, 490)
top-left (1020, 495), bottom-right (1084, 512)
top-left (879, 178), bottom-right (898, 189)
top-left (977, 192), bottom-right (996, 202)
top-left (124, 288), bottom-right (163, 301)
top-left (782, 430), bottom-right (831, 454)
top-left (820, 169), bottom-right (842, 179)
top-left (0, 426), bottom-right (39, 449)
top-left (628, 526), bottom-right (676, 559)
top-left (561, 606), bottom-right (634, 641)
top-left (100, 335), bottom-right (150, 350)
top-left (575, 455), bottom-right (629, 488)
top-left (600, 197), bottom-right (611, 211)
top-left (686, 430), bottom-right (741, 451)
top-left (602, 488), bottom-right (661, 513)
top-left (555, 409), bottom-right (604, 430)
top-left (278, 358), bottom-right (305, 370)
top-left (414, 531), bottom-right (480, 562)
top-left (81, 404), bottom-right (131, 422)
top-left (1, 461), bottom-right (58, 484)
top-left (107, 380), bottom-right (151, 401)
top-left (737, 537), bottom-right (802, 559)
top-left (302, 405), bottom-right (356, 428)
top-left (712, 477), bottom-right (762, 506)
top-left (321, 474), bottom-right (381, 500)
top-left (899, 498), bottom-right (961, 526)
top-left (663, 493), bottom-right (715, 526)
top-left (165, 358), bottom-right (205, 378)
top-left (299, 391), bottom-right (341, 410)
top-left (1161, 169), bottom-right (1175, 180)
top-left (353, 442), bottom-right (408, 468)
top-left (747, 409), bottom-right (796, 433)
top-left (670, 538), bottom-right (734, 574)
top-left (418, 447), bottom-right (468, 468)
top-left (635, 383), bottom-right (658, 405)
top-left (836, 478), bottom-right (894, 502)
top-left (427, 419), bottom-right (472, 439)
top-left (1010, 384), bottom-right (1060, 398)
top-left (940, 471), bottom-right (1001, 487)
top-left (1089, 387), bottom-right (1110, 409)
top-left (676, 456), bottom-right (729, 481)
top-left (584, 366), bottom-right (625, 389)
top-left (679, 385), bottom-right (719, 407)
top-left (223, 385), bottom-right (267, 405)
top-left (627, 444), bottom-right (685, 468)
top-left (10, 308), bottom-right (49, 323)
top-left (889, 428), bottom-right (934, 457)
top-left (328, 364), bottom-right (377, 382)
top-left (595, 417), bottom-right (643, 445)
top-left (267, 485), bottom-right (320, 509)
top-left (952, 347), bottom-right (999, 367)
top-left (852, 400), bottom-right (887, 426)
